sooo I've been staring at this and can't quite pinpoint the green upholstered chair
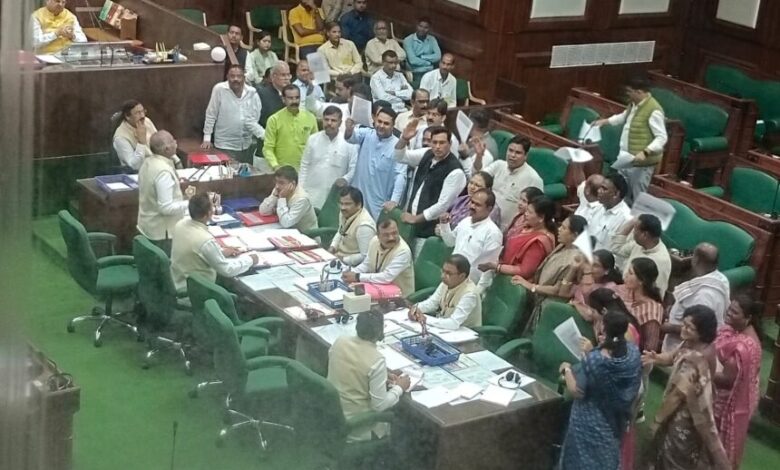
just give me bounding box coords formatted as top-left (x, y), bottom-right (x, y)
top-left (303, 184), bottom-right (341, 247)
top-left (285, 358), bottom-right (394, 467)
top-left (407, 236), bottom-right (453, 303)
top-left (660, 199), bottom-right (756, 289)
top-left (527, 147), bottom-right (569, 200)
top-left (489, 129), bottom-right (515, 160)
top-left (176, 8), bottom-right (206, 26)
top-left (246, 7), bottom-right (286, 57)
top-left (455, 78), bottom-right (486, 106)
top-left (133, 235), bottom-right (193, 374)
top-left (728, 167), bottom-right (779, 214)
top-left (494, 302), bottom-right (595, 387)
top-left (208, 24), bottom-right (230, 34)
top-left (540, 104), bottom-right (600, 140)
top-left (377, 207), bottom-right (415, 251)
top-left (202, 299), bottom-right (293, 449)
top-left (59, 210), bottom-right (140, 347)
top-left (475, 274), bottom-right (529, 352)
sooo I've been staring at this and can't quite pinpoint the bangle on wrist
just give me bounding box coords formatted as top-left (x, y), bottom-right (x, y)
top-left (531, 284), bottom-right (537, 293)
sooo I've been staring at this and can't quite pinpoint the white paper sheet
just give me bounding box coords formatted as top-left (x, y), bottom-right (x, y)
top-left (573, 231), bottom-right (594, 264)
top-left (401, 366), bottom-right (424, 391)
top-left (305, 52), bottom-right (331, 85)
top-left (578, 121), bottom-right (602, 143)
top-left (435, 328), bottom-right (479, 344)
top-left (378, 344), bottom-right (416, 370)
top-left (554, 146), bottom-right (593, 163)
top-left (630, 192), bottom-right (677, 231)
top-left (465, 350), bottom-right (513, 372)
top-left (36, 54), bottom-right (63, 64)
top-left (455, 111), bottom-right (474, 143)
top-left (210, 213), bottom-right (239, 224)
top-left (239, 272), bottom-right (276, 291)
top-left (207, 225), bottom-right (229, 237)
top-left (453, 382), bottom-right (483, 400)
top-left (312, 322), bottom-right (356, 345)
top-left (255, 251), bottom-right (296, 267)
top-left (411, 386), bottom-right (457, 408)
top-left (351, 96), bottom-right (373, 127)
top-left (611, 150), bottom-right (636, 170)
top-left (226, 227), bottom-right (275, 251)
top-left (553, 317), bottom-right (584, 360)
top-left (479, 385), bottom-right (515, 407)
top-left (105, 182), bottom-right (131, 191)
top-left (320, 288), bottom-right (350, 302)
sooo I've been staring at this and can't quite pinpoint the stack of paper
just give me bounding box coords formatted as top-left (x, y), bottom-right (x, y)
top-left (479, 385), bottom-right (516, 407)
top-left (207, 225), bottom-right (229, 238)
top-left (285, 248), bottom-right (336, 264)
top-left (225, 227), bottom-right (274, 251)
top-left (411, 387), bottom-right (457, 408)
top-left (254, 250), bottom-right (296, 267)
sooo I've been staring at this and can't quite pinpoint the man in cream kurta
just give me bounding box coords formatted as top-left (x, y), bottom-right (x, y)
top-left (342, 219), bottom-right (414, 296)
top-left (258, 165), bottom-right (318, 232)
top-left (329, 186), bottom-right (376, 267)
top-left (113, 100), bottom-right (165, 171)
top-left (409, 254), bottom-right (481, 330)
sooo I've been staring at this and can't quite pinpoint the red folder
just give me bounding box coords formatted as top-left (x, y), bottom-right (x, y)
top-left (188, 152), bottom-right (230, 166)
top-left (236, 211), bottom-right (279, 226)
top-left (362, 283), bottom-right (402, 300)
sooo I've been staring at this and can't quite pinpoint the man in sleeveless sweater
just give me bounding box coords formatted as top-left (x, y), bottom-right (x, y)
top-left (32, 0), bottom-right (86, 54)
top-left (257, 165), bottom-right (318, 232)
top-left (327, 311), bottom-right (411, 441)
top-left (137, 131), bottom-right (194, 254)
top-left (342, 219), bottom-right (414, 296)
top-left (594, 76), bottom-right (668, 204)
top-left (329, 186), bottom-right (376, 267)
top-left (408, 254), bottom-right (482, 330)
top-left (170, 193), bottom-right (259, 291)
top-left (113, 99), bottom-right (175, 172)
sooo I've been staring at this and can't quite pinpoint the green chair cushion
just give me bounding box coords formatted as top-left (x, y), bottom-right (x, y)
top-left (530, 302), bottom-right (594, 383)
top-left (543, 183), bottom-right (568, 201)
top-left (377, 208), bottom-right (415, 249)
top-left (690, 136), bottom-right (728, 152)
top-left (697, 186), bottom-right (725, 198)
top-left (723, 266), bottom-right (756, 290)
top-left (527, 147), bottom-right (569, 200)
top-left (705, 64), bottom-right (780, 125)
top-left (651, 87), bottom-right (729, 141)
top-left (598, 122), bottom-right (623, 167)
top-left (540, 123), bottom-right (563, 135)
top-left (246, 366), bottom-right (288, 395)
top-left (490, 130), bottom-right (515, 160)
top-left (249, 6), bottom-right (283, 29)
top-left (729, 166), bottom-right (780, 214)
top-left (563, 105), bottom-right (600, 142)
top-left (765, 118), bottom-right (780, 133)
top-left (96, 264), bottom-right (139, 293)
top-left (456, 78), bottom-right (469, 103)
top-left (240, 336), bottom-right (268, 358)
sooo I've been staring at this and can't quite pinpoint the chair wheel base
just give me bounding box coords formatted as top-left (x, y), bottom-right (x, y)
top-left (66, 324), bottom-right (75, 333)
top-left (93, 338), bottom-right (103, 347)
top-left (188, 389), bottom-right (198, 399)
top-left (184, 362), bottom-right (193, 375)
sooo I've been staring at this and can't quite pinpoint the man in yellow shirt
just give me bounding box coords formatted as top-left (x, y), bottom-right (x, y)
top-left (32, 0), bottom-right (87, 54)
top-left (317, 22), bottom-right (363, 79)
top-left (288, 0), bottom-right (326, 57)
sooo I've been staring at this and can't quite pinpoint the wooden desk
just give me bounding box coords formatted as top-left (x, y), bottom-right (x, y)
top-left (228, 276), bottom-right (564, 470)
top-left (76, 173), bottom-right (275, 253)
top-left (83, 28), bottom-right (143, 47)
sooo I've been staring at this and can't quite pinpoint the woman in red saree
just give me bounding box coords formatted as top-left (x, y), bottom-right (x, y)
top-left (713, 294), bottom-right (762, 469)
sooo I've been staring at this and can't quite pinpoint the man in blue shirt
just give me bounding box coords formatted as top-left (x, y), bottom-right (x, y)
top-left (340, 0), bottom-right (373, 51)
top-left (403, 17), bottom-right (441, 75)
top-left (345, 107), bottom-right (406, 219)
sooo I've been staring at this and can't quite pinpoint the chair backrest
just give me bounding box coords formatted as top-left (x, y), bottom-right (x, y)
top-left (651, 87), bottom-right (729, 141)
top-left (285, 359), bottom-right (347, 460)
top-left (598, 121), bottom-right (623, 168)
top-left (481, 274), bottom-right (529, 334)
top-left (133, 235), bottom-right (178, 329)
top-left (729, 166), bottom-right (780, 214)
top-left (489, 129), bottom-right (515, 160)
top-left (414, 237), bottom-right (453, 292)
top-left (456, 78), bottom-right (469, 105)
top-left (318, 184), bottom-right (342, 229)
top-left (187, 273), bottom-right (241, 325)
top-left (58, 210), bottom-right (99, 294)
top-left (705, 64), bottom-right (780, 121)
top-left (175, 8), bottom-right (206, 27)
top-left (527, 147), bottom-right (568, 185)
top-left (530, 302), bottom-right (594, 383)
top-left (250, 6), bottom-right (283, 30)
top-left (377, 208), bottom-right (415, 250)
top-left (563, 104), bottom-right (600, 142)
top-left (204, 299), bottom-right (249, 394)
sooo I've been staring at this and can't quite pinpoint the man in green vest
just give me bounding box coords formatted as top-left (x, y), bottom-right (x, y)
top-left (594, 76), bottom-right (668, 204)
top-left (408, 254), bottom-right (482, 330)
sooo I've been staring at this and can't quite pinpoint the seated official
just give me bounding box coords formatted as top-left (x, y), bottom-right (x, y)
top-left (292, 58), bottom-right (326, 103)
top-left (342, 219), bottom-right (415, 296)
top-left (370, 50), bottom-right (412, 113)
top-left (419, 53), bottom-right (457, 108)
top-left (439, 189), bottom-right (502, 286)
top-left (329, 186), bottom-right (376, 267)
top-left (328, 311), bottom-right (411, 441)
top-left (318, 22), bottom-right (363, 78)
top-left (611, 214), bottom-right (671, 296)
top-left (258, 166), bottom-right (319, 232)
top-left (32, 0), bottom-right (86, 54)
top-left (395, 88), bottom-right (429, 133)
top-left (113, 99), bottom-right (168, 172)
top-left (365, 20), bottom-right (406, 75)
top-left (262, 85), bottom-right (318, 170)
top-left (170, 193), bottom-right (259, 291)
top-left (445, 171), bottom-right (501, 229)
top-left (408, 254), bottom-right (482, 330)
top-left (137, 131), bottom-right (193, 254)
top-left (403, 17), bottom-right (441, 74)
top-left (289, 0), bottom-right (326, 57)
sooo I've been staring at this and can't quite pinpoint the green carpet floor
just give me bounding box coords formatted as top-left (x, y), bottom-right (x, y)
top-left (19, 242), bottom-right (780, 469)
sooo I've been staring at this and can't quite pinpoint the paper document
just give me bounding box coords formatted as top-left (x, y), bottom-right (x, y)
top-left (320, 288), bottom-right (350, 303)
top-left (400, 366), bottom-right (424, 391)
top-left (453, 382), bottom-right (483, 400)
top-left (631, 192), bottom-right (677, 231)
top-left (378, 344), bottom-right (416, 370)
top-left (573, 231), bottom-right (594, 264)
top-left (207, 225), bottom-right (228, 238)
top-left (351, 96), bottom-right (373, 127)
top-left (554, 146), bottom-right (593, 163)
top-left (256, 251), bottom-right (295, 267)
top-left (455, 111), bottom-right (474, 143)
top-left (411, 387), bottom-right (457, 408)
top-left (226, 227), bottom-right (274, 251)
top-left (436, 328), bottom-right (479, 344)
top-left (553, 317), bottom-right (584, 360)
top-left (479, 385), bottom-right (515, 407)
top-left (465, 350), bottom-right (513, 372)
top-left (36, 54), bottom-right (63, 64)
top-left (312, 322), bottom-right (356, 345)
top-left (611, 150), bottom-right (636, 170)
top-left (579, 121), bottom-right (602, 143)
top-left (305, 52), bottom-right (331, 85)
top-left (239, 272), bottom-right (276, 291)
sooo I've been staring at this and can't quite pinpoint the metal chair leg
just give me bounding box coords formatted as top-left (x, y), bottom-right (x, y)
top-left (188, 380), bottom-right (223, 398)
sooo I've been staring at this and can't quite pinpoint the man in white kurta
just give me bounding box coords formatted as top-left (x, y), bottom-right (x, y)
top-left (409, 254), bottom-right (482, 330)
top-left (588, 173), bottom-right (632, 252)
top-left (419, 53), bottom-right (457, 108)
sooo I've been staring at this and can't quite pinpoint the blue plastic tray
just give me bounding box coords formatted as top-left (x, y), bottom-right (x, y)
top-left (400, 334), bottom-right (460, 366)
top-left (222, 197), bottom-right (261, 214)
top-left (95, 174), bottom-right (138, 192)
top-left (306, 280), bottom-right (353, 309)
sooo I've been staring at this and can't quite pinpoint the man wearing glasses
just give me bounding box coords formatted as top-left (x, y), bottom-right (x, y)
top-left (364, 20), bottom-right (405, 75)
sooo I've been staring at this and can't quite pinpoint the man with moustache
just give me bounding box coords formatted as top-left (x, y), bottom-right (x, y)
top-left (223, 25), bottom-right (248, 77)
top-left (395, 88), bottom-right (429, 133)
top-left (411, 98), bottom-right (458, 150)
top-left (329, 186), bottom-right (376, 267)
top-left (292, 58), bottom-right (325, 103)
top-left (113, 99), bottom-right (172, 172)
top-left (202, 64), bottom-right (265, 164)
top-left (263, 85), bottom-right (318, 170)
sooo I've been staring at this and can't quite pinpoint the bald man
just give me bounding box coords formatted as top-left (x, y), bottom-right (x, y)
top-left (662, 243), bottom-right (730, 352)
top-left (258, 62), bottom-right (293, 127)
top-left (419, 52), bottom-right (457, 108)
top-left (137, 130), bottom-right (195, 254)
top-left (575, 174), bottom-right (605, 221)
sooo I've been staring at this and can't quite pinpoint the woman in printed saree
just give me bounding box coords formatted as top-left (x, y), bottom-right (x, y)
top-left (478, 194), bottom-right (555, 281)
top-left (559, 310), bottom-right (642, 470)
top-left (445, 171), bottom-right (501, 229)
top-left (512, 214), bottom-right (587, 335)
top-left (616, 257), bottom-right (665, 353)
top-left (641, 305), bottom-right (730, 470)
top-left (713, 294), bottom-right (762, 469)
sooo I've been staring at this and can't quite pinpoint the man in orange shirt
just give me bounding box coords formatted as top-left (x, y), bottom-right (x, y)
top-left (288, 0), bottom-right (326, 57)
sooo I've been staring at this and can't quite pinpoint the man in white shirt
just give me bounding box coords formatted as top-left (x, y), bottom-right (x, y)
top-left (419, 53), bottom-right (457, 108)
top-left (662, 243), bottom-right (729, 352)
top-left (611, 214), bottom-right (672, 296)
top-left (258, 166), bottom-right (319, 232)
top-left (170, 193), bottom-right (258, 291)
top-left (588, 173), bottom-right (631, 252)
top-left (369, 50), bottom-right (412, 113)
top-left (394, 126), bottom-right (467, 245)
top-left (408, 254), bottom-right (482, 330)
top-left (299, 106), bottom-right (357, 209)
top-left (395, 88), bottom-right (429, 132)
top-left (137, 130), bottom-right (194, 254)
top-left (594, 76), bottom-right (668, 204)
top-left (342, 219), bottom-right (415, 297)
top-left (364, 20), bottom-right (406, 74)
top-left (31, 0), bottom-right (87, 54)
top-left (327, 311), bottom-right (410, 441)
top-left (201, 64), bottom-right (265, 164)
top-left (478, 136), bottom-right (543, 230)
top-left (113, 99), bottom-right (174, 172)
top-left (329, 186), bottom-right (376, 267)
top-left (574, 174), bottom-right (604, 221)
top-left (292, 58), bottom-right (326, 103)
top-left (439, 189), bottom-right (502, 287)
top-left (411, 98), bottom-right (459, 150)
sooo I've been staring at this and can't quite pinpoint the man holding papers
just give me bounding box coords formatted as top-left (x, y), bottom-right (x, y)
top-left (328, 311), bottom-right (411, 441)
top-left (329, 186), bottom-right (376, 267)
top-left (170, 193), bottom-right (258, 291)
top-left (408, 254), bottom-right (482, 330)
top-left (593, 76), bottom-right (668, 204)
top-left (258, 165), bottom-right (319, 232)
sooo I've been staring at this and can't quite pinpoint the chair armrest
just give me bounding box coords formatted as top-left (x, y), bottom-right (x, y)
top-left (539, 124), bottom-right (564, 136)
top-left (697, 186), bottom-right (725, 198)
top-left (302, 227), bottom-right (337, 239)
top-left (345, 410), bottom-right (395, 432)
top-left (690, 136), bottom-right (728, 153)
top-left (249, 317), bottom-right (285, 331)
top-left (97, 255), bottom-right (135, 268)
top-left (495, 338), bottom-right (532, 360)
top-left (722, 266), bottom-right (756, 289)
top-left (472, 325), bottom-right (508, 337)
top-left (764, 117), bottom-right (780, 133)
top-left (88, 232), bottom-right (118, 254)
top-left (245, 355), bottom-right (295, 371)
top-left (235, 324), bottom-right (272, 339)
top-left (406, 287), bottom-right (436, 303)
